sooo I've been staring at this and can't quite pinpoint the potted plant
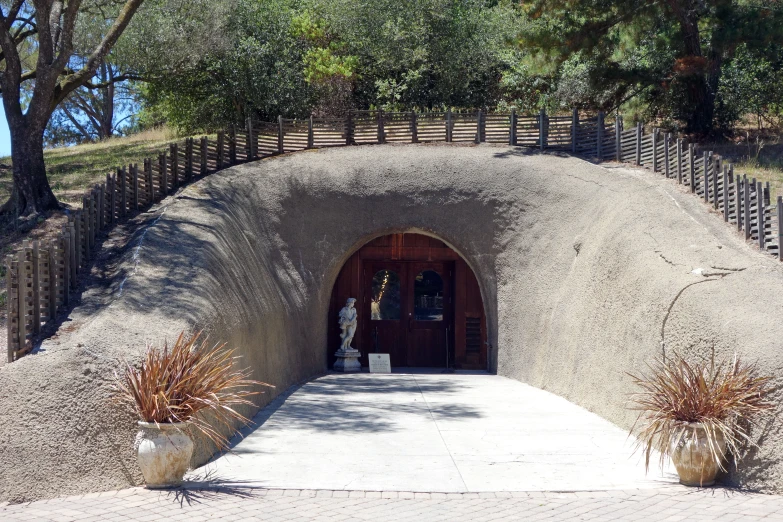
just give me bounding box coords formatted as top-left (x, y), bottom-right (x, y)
top-left (628, 353), bottom-right (773, 487)
top-left (115, 331), bottom-right (266, 489)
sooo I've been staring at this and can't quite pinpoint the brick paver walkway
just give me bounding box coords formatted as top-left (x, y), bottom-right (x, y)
top-left (2, 486), bottom-right (783, 521)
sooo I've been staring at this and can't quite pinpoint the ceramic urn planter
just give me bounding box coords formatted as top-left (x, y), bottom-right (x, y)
top-left (670, 422), bottom-right (727, 487)
top-left (137, 422), bottom-right (194, 489)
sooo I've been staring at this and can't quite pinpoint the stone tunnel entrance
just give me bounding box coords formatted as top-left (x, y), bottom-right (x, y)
top-left (328, 233), bottom-right (488, 370)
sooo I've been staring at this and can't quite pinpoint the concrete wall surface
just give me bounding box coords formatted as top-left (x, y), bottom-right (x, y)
top-left (0, 143), bottom-right (781, 502)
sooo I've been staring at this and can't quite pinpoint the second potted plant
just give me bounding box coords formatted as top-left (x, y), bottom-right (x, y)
top-left (115, 331), bottom-right (266, 489)
top-left (628, 353), bottom-right (773, 487)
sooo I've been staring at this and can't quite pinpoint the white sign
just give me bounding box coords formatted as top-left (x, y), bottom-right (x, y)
top-left (368, 353), bottom-right (391, 373)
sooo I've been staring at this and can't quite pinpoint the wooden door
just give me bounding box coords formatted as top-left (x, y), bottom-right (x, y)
top-left (406, 262), bottom-right (452, 367)
top-left (364, 261), bottom-right (408, 367)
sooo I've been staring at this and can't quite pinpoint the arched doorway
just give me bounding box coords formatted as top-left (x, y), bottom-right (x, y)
top-left (328, 233), bottom-right (487, 369)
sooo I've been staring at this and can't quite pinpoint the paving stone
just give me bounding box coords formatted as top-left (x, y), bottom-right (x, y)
top-left (3, 486), bottom-right (783, 520)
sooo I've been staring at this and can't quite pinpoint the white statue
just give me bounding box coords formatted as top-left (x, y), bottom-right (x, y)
top-left (338, 298), bottom-right (358, 351)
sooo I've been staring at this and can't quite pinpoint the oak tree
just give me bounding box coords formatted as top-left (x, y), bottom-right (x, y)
top-left (0, 0), bottom-right (144, 217)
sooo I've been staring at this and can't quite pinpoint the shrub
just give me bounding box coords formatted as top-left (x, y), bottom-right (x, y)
top-left (628, 353), bottom-right (774, 472)
top-left (115, 331), bottom-right (268, 450)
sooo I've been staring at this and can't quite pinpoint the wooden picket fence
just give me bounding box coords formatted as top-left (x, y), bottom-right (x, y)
top-left (6, 108), bottom-right (782, 362)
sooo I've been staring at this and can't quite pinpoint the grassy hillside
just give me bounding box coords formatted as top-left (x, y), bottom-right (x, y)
top-left (702, 137), bottom-right (783, 202)
top-left (0, 127), bottom-right (190, 322)
top-left (0, 127), bottom-right (183, 208)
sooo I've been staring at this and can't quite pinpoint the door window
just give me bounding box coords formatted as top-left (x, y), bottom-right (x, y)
top-left (414, 270), bottom-right (444, 321)
top-left (371, 269), bottom-right (400, 320)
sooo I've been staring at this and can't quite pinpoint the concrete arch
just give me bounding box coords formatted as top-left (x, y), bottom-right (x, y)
top-left (1, 143), bottom-right (783, 502)
top-left (326, 228), bottom-right (495, 369)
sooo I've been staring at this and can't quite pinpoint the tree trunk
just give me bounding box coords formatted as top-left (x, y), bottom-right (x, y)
top-left (683, 77), bottom-right (714, 135)
top-left (3, 119), bottom-right (59, 217)
top-left (670, 0), bottom-right (729, 135)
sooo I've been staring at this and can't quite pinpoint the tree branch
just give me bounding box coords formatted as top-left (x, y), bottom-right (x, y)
top-left (53, 0), bottom-right (144, 107)
top-left (83, 73), bottom-right (143, 88)
top-left (61, 105), bottom-right (95, 142)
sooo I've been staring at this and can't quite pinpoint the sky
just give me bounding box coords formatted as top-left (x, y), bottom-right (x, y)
top-left (0, 111), bottom-right (11, 158)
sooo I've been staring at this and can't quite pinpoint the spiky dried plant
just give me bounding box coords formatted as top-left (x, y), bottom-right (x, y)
top-left (114, 331), bottom-right (268, 450)
top-left (628, 353), bottom-right (774, 473)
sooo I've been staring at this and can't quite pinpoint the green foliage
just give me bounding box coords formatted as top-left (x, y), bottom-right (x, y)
top-left (716, 44), bottom-right (783, 130)
top-left (138, 0), bottom-right (524, 121)
top-left (519, 0), bottom-right (783, 133)
top-left (307, 0), bottom-right (521, 110)
top-left (141, 0), bottom-right (314, 130)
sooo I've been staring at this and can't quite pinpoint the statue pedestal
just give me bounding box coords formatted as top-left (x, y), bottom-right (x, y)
top-left (334, 348), bottom-right (362, 373)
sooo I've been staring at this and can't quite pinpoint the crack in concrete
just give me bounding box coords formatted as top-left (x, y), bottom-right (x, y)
top-left (710, 265), bottom-right (748, 272)
top-left (657, 252), bottom-right (681, 267)
top-left (660, 278), bottom-right (720, 359)
top-left (566, 174), bottom-right (617, 192)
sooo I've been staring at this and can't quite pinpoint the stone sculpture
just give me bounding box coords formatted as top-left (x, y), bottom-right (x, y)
top-left (334, 298), bottom-right (361, 372)
top-left (338, 298), bottom-right (358, 350)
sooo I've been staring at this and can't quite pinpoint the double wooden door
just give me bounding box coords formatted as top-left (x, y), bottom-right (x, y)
top-left (364, 261), bottom-right (452, 367)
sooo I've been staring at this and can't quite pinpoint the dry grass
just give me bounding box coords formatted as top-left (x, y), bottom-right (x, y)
top-left (628, 353), bottom-right (774, 474)
top-left (114, 331), bottom-right (268, 450)
top-left (702, 133), bottom-right (783, 202)
top-left (0, 127), bottom-right (185, 208)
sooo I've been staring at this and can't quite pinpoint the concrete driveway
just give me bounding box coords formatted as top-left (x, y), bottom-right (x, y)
top-left (200, 371), bottom-right (677, 492)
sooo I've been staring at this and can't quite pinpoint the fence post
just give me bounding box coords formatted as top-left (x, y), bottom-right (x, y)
top-left (635, 122), bottom-right (642, 165)
top-left (778, 196), bottom-right (783, 261)
top-left (67, 217), bottom-right (76, 284)
top-left (72, 213), bottom-right (81, 272)
top-left (6, 256), bottom-right (13, 361)
top-left (664, 133), bottom-right (671, 177)
top-left (18, 246), bottom-right (28, 355)
top-left (171, 143), bottom-right (179, 189)
top-left (688, 144), bottom-right (696, 192)
top-left (615, 116), bottom-right (622, 161)
top-left (185, 138), bottom-right (193, 180)
top-left (137, 161), bottom-right (145, 209)
top-left (712, 156), bottom-right (720, 210)
top-left (703, 151), bottom-right (710, 202)
top-left (48, 241), bottom-right (56, 320)
top-left (596, 111), bottom-right (604, 159)
top-left (722, 166), bottom-right (729, 222)
top-left (62, 229), bottom-right (71, 301)
top-left (571, 108), bottom-right (578, 153)
top-left (735, 174), bottom-right (742, 230)
top-left (758, 181), bottom-right (766, 249)
top-left (676, 139), bottom-right (683, 184)
top-left (31, 241), bottom-right (40, 334)
top-left (765, 181), bottom-right (771, 207)
top-left (200, 137), bottom-right (208, 174)
top-left (216, 132), bottom-right (224, 169)
top-left (307, 116), bottom-right (314, 149)
top-left (228, 127), bottom-right (236, 165)
top-left (277, 115), bottom-right (284, 154)
top-left (510, 109), bottom-right (517, 146)
top-left (377, 109), bottom-right (385, 144)
top-left (651, 128), bottom-right (658, 171)
top-left (744, 176), bottom-right (751, 239)
top-left (446, 110), bottom-right (452, 142)
top-left (109, 172), bottom-right (116, 226)
top-left (539, 108), bottom-right (546, 151)
top-left (82, 196), bottom-right (91, 258)
top-left (475, 109), bottom-right (482, 144)
top-left (159, 152), bottom-right (168, 197)
top-left (346, 112), bottom-right (354, 145)
top-left (97, 183), bottom-right (105, 231)
top-left (246, 117), bottom-right (255, 160)
top-left (411, 111), bottom-right (418, 143)
top-left (92, 190), bottom-right (98, 245)
top-left (119, 166), bottom-right (127, 218)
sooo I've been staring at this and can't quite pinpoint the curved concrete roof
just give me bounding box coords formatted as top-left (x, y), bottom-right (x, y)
top-left (1, 143), bottom-right (781, 502)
